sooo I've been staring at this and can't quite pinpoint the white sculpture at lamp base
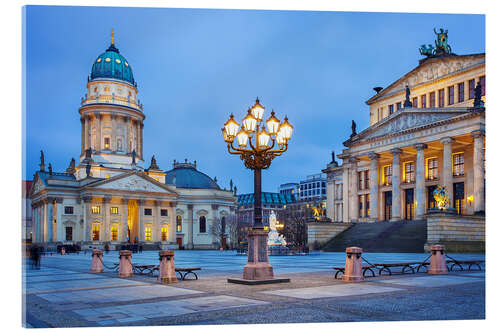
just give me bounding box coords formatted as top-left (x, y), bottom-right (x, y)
top-left (267, 211), bottom-right (287, 247)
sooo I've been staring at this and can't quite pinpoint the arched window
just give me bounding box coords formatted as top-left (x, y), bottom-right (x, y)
top-left (199, 216), bottom-right (206, 233)
top-left (176, 216), bottom-right (182, 232)
top-left (221, 216), bottom-right (226, 234)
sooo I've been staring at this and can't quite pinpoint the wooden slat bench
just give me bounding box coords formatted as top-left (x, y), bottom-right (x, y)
top-left (446, 260), bottom-right (485, 271)
top-left (175, 267), bottom-right (201, 280)
top-left (332, 265), bottom-right (376, 279)
top-left (374, 262), bottom-right (428, 276)
top-left (132, 264), bottom-right (158, 275)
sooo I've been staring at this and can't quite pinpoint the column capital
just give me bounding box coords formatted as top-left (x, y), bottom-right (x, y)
top-left (348, 156), bottom-right (359, 164)
top-left (154, 200), bottom-right (163, 207)
top-left (414, 143), bottom-right (428, 151)
top-left (169, 202), bottom-right (176, 208)
top-left (55, 197), bottom-right (64, 204)
top-left (471, 129), bottom-right (485, 139)
top-left (368, 152), bottom-right (380, 160)
top-left (82, 196), bottom-right (93, 203)
top-left (211, 204), bottom-right (219, 210)
top-left (102, 195), bottom-right (112, 203)
top-left (138, 199), bottom-right (146, 205)
top-left (95, 113), bottom-right (102, 120)
top-left (390, 148), bottom-right (402, 155)
top-left (440, 137), bottom-right (455, 145)
top-left (121, 198), bottom-right (129, 204)
top-left (111, 112), bottom-right (117, 120)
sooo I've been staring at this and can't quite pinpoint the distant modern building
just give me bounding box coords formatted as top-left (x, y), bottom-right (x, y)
top-left (278, 183), bottom-right (299, 196)
top-left (29, 32), bottom-right (237, 249)
top-left (236, 192), bottom-right (296, 228)
top-left (297, 173), bottom-right (327, 203)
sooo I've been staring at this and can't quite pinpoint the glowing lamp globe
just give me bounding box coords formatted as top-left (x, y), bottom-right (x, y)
top-left (224, 114), bottom-right (240, 137)
top-left (251, 98), bottom-right (265, 121)
top-left (258, 128), bottom-right (271, 148)
top-left (266, 110), bottom-right (280, 135)
top-left (242, 109), bottom-right (257, 133)
top-left (236, 127), bottom-right (249, 147)
top-left (280, 116), bottom-right (293, 140)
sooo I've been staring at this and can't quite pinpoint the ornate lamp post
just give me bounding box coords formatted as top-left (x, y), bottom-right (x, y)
top-left (223, 98), bottom-right (293, 281)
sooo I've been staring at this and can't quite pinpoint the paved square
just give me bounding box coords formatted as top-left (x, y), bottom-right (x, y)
top-left (26, 276), bottom-right (147, 294)
top-left (261, 283), bottom-right (403, 299)
top-left (73, 295), bottom-right (269, 325)
top-left (379, 275), bottom-right (484, 287)
top-left (37, 284), bottom-right (203, 305)
top-left (25, 273), bottom-right (107, 283)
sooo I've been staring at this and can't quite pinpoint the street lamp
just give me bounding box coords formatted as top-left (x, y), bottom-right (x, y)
top-left (223, 97), bottom-right (293, 282)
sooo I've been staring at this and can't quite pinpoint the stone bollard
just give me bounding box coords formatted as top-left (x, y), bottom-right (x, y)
top-left (341, 247), bottom-right (364, 282)
top-left (158, 250), bottom-right (177, 284)
top-left (90, 249), bottom-right (104, 273)
top-left (61, 247), bottom-right (66, 255)
top-left (428, 244), bottom-right (448, 275)
top-left (118, 250), bottom-right (133, 278)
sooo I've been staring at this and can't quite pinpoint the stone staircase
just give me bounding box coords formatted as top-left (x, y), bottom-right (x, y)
top-left (321, 220), bottom-right (427, 253)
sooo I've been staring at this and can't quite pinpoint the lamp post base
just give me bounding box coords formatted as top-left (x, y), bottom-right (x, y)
top-left (243, 228), bottom-right (274, 279)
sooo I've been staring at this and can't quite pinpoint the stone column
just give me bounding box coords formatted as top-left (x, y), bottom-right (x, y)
top-left (83, 196), bottom-right (92, 241)
top-left (32, 204), bottom-right (38, 242)
top-left (138, 199), bottom-right (145, 241)
top-left (111, 113), bottom-right (117, 152)
top-left (440, 137), bottom-right (455, 203)
top-left (415, 143), bottom-right (427, 219)
top-left (122, 198), bottom-right (129, 242)
top-left (390, 148), bottom-right (402, 221)
top-left (169, 203), bottom-right (176, 243)
top-left (95, 114), bottom-right (101, 151)
top-left (103, 196), bottom-right (111, 241)
top-left (342, 163), bottom-right (350, 223)
top-left (47, 199), bottom-right (54, 243)
top-left (80, 117), bottom-right (85, 155)
top-left (125, 117), bottom-right (131, 153)
top-left (155, 200), bottom-right (162, 242)
top-left (368, 153), bottom-right (379, 221)
top-left (187, 204), bottom-right (194, 249)
top-left (472, 130), bottom-right (485, 213)
top-left (84, 116), bottom-right (89, 151)
top-left (348, 158), bottom-right (359, 222)
top-left (140, 123), bottom-right (144, 158)
top-left (211, 204), bottom-right (219, 245)
top-left (55, 198), bottom-right (63, 241)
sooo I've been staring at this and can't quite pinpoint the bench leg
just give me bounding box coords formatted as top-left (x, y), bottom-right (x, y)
top-left (363, 268), bottom-right (375, 278)
top-left (379, 267), bottom-right (391, 276)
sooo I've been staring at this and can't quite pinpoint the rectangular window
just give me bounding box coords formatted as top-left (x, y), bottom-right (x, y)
top-left (438, 89), bottom-right (445, 107)
top-left (364, 170), bottom-right (369, 189)
top-left (111, 226), bottom-right (118, 241)
top-left (458, 82), bottom-right (465, 102)
top-left (144, 208), bottom-right (152, 216)
top-left (176, 216), bottom-right (182, 232)
top-left (404, 162), bottom-right (415, 183)
top-left (479, 76), bottom-right (485, 96)
top-left (453, 153), bottom-right (465, 176)
top-left (468, 79), bottom-right (475, 100)
top-left (430, 91), bottom-right (436, 107)
top-left (453, 182), bottom-right (465, 215)
top-left (389, 104), bottom-right (394, 114)
top-left (104, 137), bottom-right (110, 149)
top-left (396, 102), bottom-right (402, 110)
top-left (91, 206), bottom-right (100, 214)
top-left (426, 158), bottom-right (438, 180)
top-left (358, 171), bottom-right (363, 190)
top-left (65, 227), bottom-right (73, 241)
top-left (160, 209), bottom-right (168, 216)
top-left (412, 97), bottom-right (418, 107)
top-left (64, 206), bottom-right (74, 215)
top-left (448, 86), bottom-right (454, 105)
top-left (144, 227), bottom-right (152, 241)
top-left (365, 194), bottom-right (370, 217)
top-left (383, 165), bottom-right (392, 186)
top-left (421, 94), bottom-right (426, 108)
top-left (359, 195), bottom-right (364, 217)
top-left (161, 227), bottom-right (168, 241)
top-left (110, 207), bottom-right (119, 215)
top-left (92, 224), bottom-right (100, 241)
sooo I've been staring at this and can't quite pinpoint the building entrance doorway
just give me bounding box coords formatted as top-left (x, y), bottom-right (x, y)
top-left (427, 185), bottom-right (437, 211)
top-left (127, 200), bottom-right (139, 243)
top-left (384, 191), bottom-right (392, 221)
top-left (405, 188), bottom-right (414, 220)
top-left (453, 182), bottom-right (465, 215)
top-left (176, 237), bottom-right (183, 249)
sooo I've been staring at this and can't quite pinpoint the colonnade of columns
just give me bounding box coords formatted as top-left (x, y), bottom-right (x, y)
top-left (345, 130), bottom-right (485, 222)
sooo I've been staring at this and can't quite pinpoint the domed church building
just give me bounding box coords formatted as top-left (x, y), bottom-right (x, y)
top-left (29, 32), bottom-right (237, 250)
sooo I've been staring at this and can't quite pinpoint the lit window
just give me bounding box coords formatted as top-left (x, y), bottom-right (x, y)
top-left (110, 207), bottom-right (119, 215)
top-left (426, 158), bottom-right (438, 180)
top-left (430, 91), bottom-right (436, 107)
top-left (358, 195), bottom-right (364, 217)
top-left (92, 224), bottom-right (100, 241)
top-left (97, 58), bottom-right (101, 63)
top-left (458, 82), bottom-right (465, 103)
top-left (104, 86), bottom-right (110, 92)
top-left (448, 86), bottom-right (454, 105)
top-left (116, 58), bottom-right (121, 64)
top-left (161, 209), bottom-right (168, 217)
top-left (145, 227), bottom-right (152, 241)
top-left (125, 62), bottom-right (129, 67)
top-left (161, 227), bottom-right (168, 241)
top-left (104, 137), bottom-right (110, 149)
top-left (404, 162), bottom-right (415, 183)
top-left (91, 206), bottom-right (101, 214)
top-left (64, 206), bottom-right (74, 215)
top-left (453, 153), bottom-right (465, 176)
top-left (421, 95), bottom-right (427, 108)
top-left (365, 194), bottom-right (370, 217)
top-left (144, 208), bottom-right (152, 216)
top-left (438, 89), bottom-right (445, 107)
top-left (364, 170), bottom-right (369, 189)
top-left (105, 174), bottom-right (110, 179)
top-left (383, 165), bottom-right (392, 186)
top-left (358, 171), bottom-right (363, 190)
top-left (105, 57), bottom-right (111, 62)
top-left (111, 226), bottom-right (118, 241)
top-left (176, 216), bottom-right (182, 232)
top-left (412, 97), bottom-right (418, 107)
top-left (199, 216), bottom-right (206, 233)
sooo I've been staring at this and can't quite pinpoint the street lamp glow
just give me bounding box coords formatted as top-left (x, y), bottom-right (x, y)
top-left (242, 109), bottom-right (257, 133)
top-left (279, 116), bottom-right (293, 140)
top-left (266, 110), bottom-right (280, 135)
top-left (257, 127), bottom-right (270, 148)
top-left (251, 98), bottom-right (265, 121)
top-left (276, 129), bottom-right (287, 145)
top-left (224, 114), bottom-right (240, 137)
top-left (236, 126), bottom-right (249, 147)
top-left (221, 128), bottom-right (232, 143)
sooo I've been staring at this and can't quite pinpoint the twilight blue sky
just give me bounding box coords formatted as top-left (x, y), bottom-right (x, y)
top-left (23, 6), bottom-right (485, 193)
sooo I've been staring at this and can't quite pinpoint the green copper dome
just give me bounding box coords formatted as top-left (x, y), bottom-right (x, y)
top-left (90, 43), bottom-right (135, 86)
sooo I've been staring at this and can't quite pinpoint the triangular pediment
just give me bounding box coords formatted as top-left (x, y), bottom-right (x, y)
top-left (367, 54), bottom-right (484, 104)
top-left (29, 174), bottom-right (45, 197)
top-left (89, 172), bottom-right (176, 194)
top-left (350, 109), bottom-right (471, 143)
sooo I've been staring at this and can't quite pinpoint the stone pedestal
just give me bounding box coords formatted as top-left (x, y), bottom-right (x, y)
top-left (118, 250), bottom-right (133, 278)
top-left (243, 228), bottom-right (274, 280)
top-left (428, 244), bottom-right (448, 275)
top-left (341, 247), bottom-right (363, 282)
top-left (90, 249), bottom-right (103, 273)
top-left (158, 250), bottom-right (177, 284)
